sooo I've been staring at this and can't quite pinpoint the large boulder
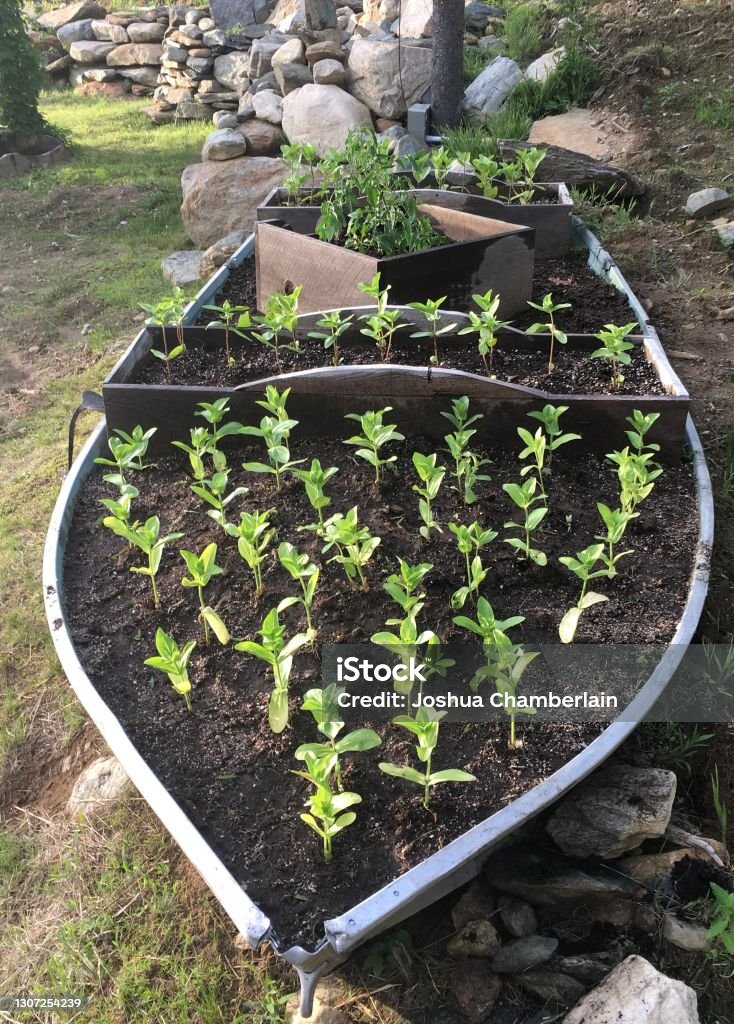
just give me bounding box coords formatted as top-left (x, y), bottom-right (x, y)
top-left (180, 155), bottom-right (286, 246)
top-left (126, 21), bottom-right (166, 43)
top-left (462, 55), bottom-right (524, 121)
top-left (107, 42), bottom-right (164, 66)
top-left (563, 955), bottom-right (699, 1024)
top-left (69, 40), bottom-right (117, 63)
top-left (347, 39), bottom-right (432, 119)
top-left (281, 83), bottom-right (372, 156)
top-left (362, 0), bottom-right (400, 22)
top-left (162, 250), bottom-right (204, 286)
top-left (272, 37), bottom-right (306, 66)
top-left (213, 52), bottom-right (252, 92)
top-left (394, 0), bottom-right (433, 37)
top-left (274, 61), bottom-right (313, 94)
top-left (37, 0), bottom-right (105, 31)
top-left (210, 0), bottom-right (257, 30)
top-left (252, 89), bottom-right (283, 123)
top-left (56, 18), bottom-right (95, 49)
top-left (91, 19), bottom-right (129, 42)
top-left (546, 765), bottom-right (677, 859)
top-left (248, 38), bottom-right (285, 78)
top-left (312, 57), bottom-right (345, 85)
top-left (117, 66), bottom-right (160, 87)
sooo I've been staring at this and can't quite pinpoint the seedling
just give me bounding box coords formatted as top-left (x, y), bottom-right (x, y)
top-left (372, 560), bottom-right (435, 695)
top-left (502, 477), bottom-right (547, 566)
top-left (105, 516), bottom-right (183, 608)
top-left (707, 882), bottom-right (734, 956)
top-left (294, 748), bottom-right (361, 862)
top-left (344, 406), bottom-right (405, 483)
top-left (526, 404), bottom-right (581, 468)
top-left (412, 452), bottom-right (445, 539)
top-left (171, 427), bottom-right (213, 481)
top-left (308, 309), bottom-right (354, 367)
top-left (140, 289), bottom-right (187, 381)
top-left (100, 484), bottom-right (138, 530)
top-left (382, 559), bottom-right (433, 620)
top-left (281, 141), bottom-right (318, 199)
top-left (110, 426), bottom-right (157, 471)
top-left (408, 296), bottom-right (457, 366)
top-left (172, 399), bottom-right (245, 478)
top-left (526, 293), bottom-right (571, 375)
top-left (431, 146), bottom-right (454, 189)
top-left (448, 521), bottom-right (498, 609)
top-left (296, 684), bottom-right (381, 790)
top-left (241, 413), bottom-right (303, 490)
top-left (180, 542), bottom-right (229, 646)
top-left (458, 289), bottom-right (511, 376)
top-left (144, 628), bottom-right (196, 710)
top-left (558, 543), bottom-right (609, 644)
top-left (322, 507), bottom-right (381, 591)
top-left (292, 459), bottom-right (339, 535)
top-left (226, 508), bottom-right (276, 597)
top-left (278, 542), bottom-right (320, 637)
top-left (203, 299), bottom-right (252, 366)
top-left (595, 503), bottom-right (637, 577)
top-left (607, 415), bottom-right (662, 514)
top-left (235, 598), bottom-right (311, 732)
top-left (517, 426), bottom-right (548, 503)
top-left (591, 322), bottom-right (637, 389)
top-left (358, 274), bottom-right (405, 362)
top-left (441, 397), bottom-right (491, 504)
top-left (380, 707), bottom-right (475, 810)
top-left (626, 409), bottom-right (661, 456)
top-left (95, 429), bottom-right (153, 488)
top-left (252, 287), bottom-right (303, 374)
top-left (190, 469), bottom-right (248, 532)
top-left (471, 154), bottom-right (500, 198)
top-left (407, 148), bottom-right (431, 185)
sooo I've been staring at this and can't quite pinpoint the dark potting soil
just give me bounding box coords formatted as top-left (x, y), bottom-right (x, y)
top-left (140, 254), bottom-right (663, 394)
top-left (62, 427), bottom-right (698, 948)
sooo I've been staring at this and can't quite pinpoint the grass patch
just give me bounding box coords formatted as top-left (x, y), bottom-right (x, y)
top-left (462, 46), bottom-right (495, 88)
top-left (502, 4), bottom-right (546, 61)
top-left (696, 89), bottom-right (734, 133)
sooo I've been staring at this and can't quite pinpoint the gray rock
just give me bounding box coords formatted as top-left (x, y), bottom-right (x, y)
top-left (250, 71), bottom-right (279, 93)
top-left (462, 55), bottom-right (523, 120)
top-left (82, 65), bottom-right (118, 81)
top-left (165, 42), bottom-right (188, 62)
top-left (249, 37), bottom-right (284, 77)
top-left (180, 155), bottom-right (286, 246)
top-left (179, 24), bottom-right (204, 40)
top-left (162, 250), bottom-right (204, 286)
top-left (306, 39), bottom-right (345, 63)
top-left (272, 37), bottom-right (306, 65)
top-left (176, 99), bottom-right (213, 119)
top-left (451, 880), bottom-right (495, 932)
top-left (67, 756), bottom-right (130, 816)
top-left (210, 0), bottom-right (257, 31)
top-left (513, 969), bottom-right (586, 1007)
top-left (563, 955), bottom-right (700, 1024)
top-left (685, 187), bottom-right (730, 218)
top-left (464, 1), bottom-right (501, 31)
top-left (491, 935), bottom-right (558, 974)
top-left (90, 19), bottom-right (129, 42)
top-left (662, 915), bottom-right (712, 953)
top-left (450, 962), bottom-right (502, 1024)
top-left (47, 53), bottom-right (75, 73)
top-left (546, 766), bottom-right (677, 859)
top-left (186, 8), bottom-right (204, 23)
top-left (202, 127), bottom-right (248, 160)
top-left (347, 38), bottom-right (432, 118)
top-left (69, 39), bottom-right (117, 63)
top-left (554, 954), bottom-right (614, 986)
top-left (486, 847), bottom-right (644, 909)
top-left (716, 221), bottom-right (734, 247)
top-left (252, 88), bottom-right (283, 123)
top-left (281, 82), bottom-right (372, 156)
top-left (274, 60), bottom-right (313, 94)
top-left (127, 21), bottom-right (166, 42)
top-left (57, 18), bottom-right (95, 49)
top-left (213, 110), bottom-right (239, 128)
top-left (214, 51), bottom-right (253, 92)
top-left (447, 919), bottom-right (501, 959)
top-left (312, 57), bottom-right (346, 85)
top-left (526, 47), bottom-right (565, 83)
top-left (187, 56), bottom-right (215, 73)
top-left (199, 17), bottom-right (216, 30)
top-left (498, 896), bottom-right (537, 938)
top-left (118, 66), bottom-right (160, 86)
top-left (478, 34), bottom-right (505, 53)
top-left (237, 116), bottom-right (284, 154)
top-left (394, 0), bottom-right (432, 37)
top-left (203, 29), bottom-right (228, 47)
top-left (255, 0), bottom-right (276, 22)
top-left (107, 42), bottom-right (164, 65)
top-left (37, 0), bottom-right (106, 31)
top-left (305, 0), bottom-right (338, 30)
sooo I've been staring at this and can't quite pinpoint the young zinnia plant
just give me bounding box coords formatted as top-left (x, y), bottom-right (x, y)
top-left (357, 274), bottom-right (405, 362)
top-left (591, 322), bottom-right (637, 390)
top-left (141, 290), bottom-right (187, 382)
top-left (408, 296), bottom-right (457, 366)
top-left (595, 503), bottom-right (637, 578)
top-left (144, 628), bottom-right (196, 710)
top-left (203, 299), bottom-right (252, 366)
top-left (226, 508), bottom-right (276, 597)
top-left (292, 459), bottom-right (339, 536)
top-left (441, 397), bottom-right (491, 504)
top-left (277, 542), bottom-right (319, 638)
top-left (502, 477), bottom-right (547, 566)
top-left (412, 451), bottom-right (445, 539)
top-left (448, 521), bottom-right (497, 609)
top-left (558, 543), bottom-right (610, 644)
top-left (526, 292), bottom-right (571, 375)
top-left (180, 542), bottom-right (229, 646)
top-left (458, 289), bottom-right (511, 376)
top-left (296, 684), bottom-right (381, 791)
top-left (235, 599), bottom-right (311, 733)
top-left (252, 287), bottom-right (303, 374)
top-left (322, 507), bottom-right (381, 591)
top-left (190, 469), bottom-right (249, 532)
top-left (95, 428), bottom-right (154, 488)
top-left (308, 309), bottom-right (354, 367)
top-left (526, 404), bottom-right (581, 468)
top-left (344, 406), bottom-right (405, 483)
top-left (106, 516), bottom-right (183, 608)
top-left (294, 748), bottom-right (362, 863)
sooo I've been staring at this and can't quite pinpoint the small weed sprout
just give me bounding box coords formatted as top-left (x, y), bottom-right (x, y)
top-left (308, 310), bottom-right (354, 367)
top-left (235, 598), bottom-right (311, 733)
top-left (526, 293), bottom-right (571, 375)
top-left (180, 542), bottom-right (229, 646)
top-left (412, 452), bottom-right (445, 539)
top-left (297, 683), bottom-right (381, 790)
top-left (278, 542), bottom-right (319, 638)
top-left (145, 629), bottom-right (196, 710)
top-left (190, 469), bottom-right (249, 532)
top-left (441, 396), bottom-right (491, 504)
top-left (294, 749), bottom-right (362, 862)
top-left (292, 459), bottom-right (339, 535)
top-left (526, 404), bottom-right (581, 468)
top-left (226, 508), bottom-right (276, 597)
top-left (502, 477), bottom-right (547, 566)
top-left (141, 289), bottom-right (187, 382)
top-left (408, 296), bottom-right (457, 366)
top-left (591, 322), bottom-right (637, 390)
top-left (358, 274), bottom-right (405, 362)
top-left (203, 299), bottom-right (252, 366)
top-left (106, 516), bottom-right (183, 608)
top-left (322, 506), bottom-right (381, 591)
top-left (558, 543), bottom-right (609, 644)
top-left (458, 288), bottom-right (511, 376)
top-left (380, 708), bottom-right (475, 810)
top-left (344, 406), bottom-right (405, 483)
top-left (448, 521), bottom-right (498, 609)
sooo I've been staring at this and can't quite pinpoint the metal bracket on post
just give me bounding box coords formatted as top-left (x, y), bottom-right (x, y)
top-left (407, 103), bottom-right (431, 146)
top-left (68, 390), bottom-right (105, 471)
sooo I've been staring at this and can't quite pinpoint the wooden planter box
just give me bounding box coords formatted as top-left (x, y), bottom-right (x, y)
top-left (256, 180), bottom-right (573, 259)
top-left (255, 204), bottom-right (535, 317)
